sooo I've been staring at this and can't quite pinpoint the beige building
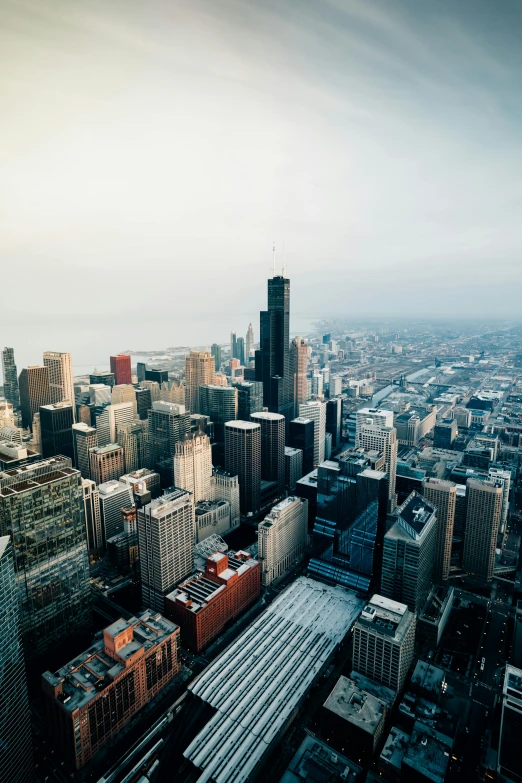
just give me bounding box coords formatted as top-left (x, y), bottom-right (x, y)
top-left (299, 400), bottom-right (326, 466)
top-left (463, 478), bottom-right (503, 581)
top-left (111, 384), bottom-right (137, 413)
top-left (258, 496), bottom-right (308, 586)
top-left (173, 433), bottom-right (212, 503)
top-left (89, 444), bottom-right (125, 485)
top-left (291, 336), bottom-right (308, 417)
top-left (357, 423), bottom-right (398, 510)
top-left (422, 478), bottom-right (457, 582)
top-left (160, 380), bottom-right (186, 406)
top-left (43, 351), bottom-right (75, 419)
top-left (184, 351), bottom-right (215, 414)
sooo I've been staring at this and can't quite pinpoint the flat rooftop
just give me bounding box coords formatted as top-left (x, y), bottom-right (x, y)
top-left (281, 733), bottom-right (361, 783)
top-left (0, 457), bottom-right (77, 495)
top-left (356, 594), bottom-right (413, 643)
top-left (224, 420), bottom-right (260, 430)
top-left (90, 444), bottom-right (122, 455)
top-left (251, 411), bottom-right (285, 421)
top-left (394, 492), bottom-right (436, 538)
top-left (403, 727), bottom-right (450, 783)
top-left (323, 676), bottom-right (386, 735)
top-left (380, 726), bottom-right (410, 772)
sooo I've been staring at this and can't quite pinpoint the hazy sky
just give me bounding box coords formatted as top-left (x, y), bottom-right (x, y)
top-left (1, 0), bottom-right (522, 362)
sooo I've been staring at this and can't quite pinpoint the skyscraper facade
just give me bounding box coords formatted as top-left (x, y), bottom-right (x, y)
top-left (326, 397), bottom-right (342, 451)
top-left (111, 383), bottom-right (137, 412)
top-left (110, 354), bottom-right (132, 385)
top-left (289, 417), bottom-right (315, 475)
top-left (174, 433), bottom-right (212, 502)
top-left (422, 478), bottom-right (457, 582)
top-left (1, 347), bottom-right (20, 410)
top-left (199, 384), bottom-right (238, 441)
top-left (462, 477), bottom-right (503, 581)
top-left (117, 419), bottom-right (150, 473)
top-left (148, 401), bottom-right (191, 469)
top-left (43, 351), bottom-right (75, 417)
top-left (258, 496), bottom-right (308, 586)
top-left (498, 665), bottom-right (522, 783)
top-left (255, 274), bottom-right (293, 423)
top-left (0, 536), bottom-right (34, 783)
top-left (185, 351), bottom-right (215, 414)
top-left (225, 421), bottom-right (261, 515)
top-left (251, 411), bottom-right (286, 497)
top-left (72, 422), bottom-right (98, 478)
top-left (233, 380), bottom-right (264, 421)
top-left (82, 478), bottom-right (102, 557)
top-left (89, 444), bottom-right (125, 485)
top-left (40, 401), bottom-right (75, 461)
top-left (211, 343), bottom-right (222, 372)
top-left (357, 423), bottom-right (397, 511)
top-left (18, 365), bottom-right (52, 429)
top-left (0, 456), bottom-right (90, 658)
top-left (299, 400), bottom-right (326, 466)
top-left (245, 323), bottom-right (254, 363)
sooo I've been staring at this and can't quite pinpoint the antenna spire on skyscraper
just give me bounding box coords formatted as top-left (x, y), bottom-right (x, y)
top-left (272, 242), bottom-right (276, 278)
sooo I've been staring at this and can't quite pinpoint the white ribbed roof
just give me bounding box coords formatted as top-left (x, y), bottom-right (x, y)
top-left (184, 576), bottom-right (363, 783)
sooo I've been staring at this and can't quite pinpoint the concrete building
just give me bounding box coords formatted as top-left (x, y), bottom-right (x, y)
top-left (185, 351), bottom-right (216, 414)
top-left (165, 550), bottom-right (260, 652)
top-left (433, 419), bottom-right (457, 449)
top-left (285, 446), bottom-right (303, 491)
top-left (258, 496), bottom-right (308, 586)
top-left (0, 537), bottom-right (34, 783)
top-left (148, 401), bottom-right (191, 469)
top-left (489, 466), bottom-right (512, 532)
top-left (95, 401), bottom-right (134, 447)
top-left (195, 499), bottom-right (231, 542)
top-left (462, 477), bottom-right (503, 581)
top-left (232, 380), bottom-right (264, 421)
top-left (199, 384), bottom-right (238, 441)
top-left (356, 408), bottom-right (394, 441)
top-left (210, 469), bottom-right (240, 529)
top-left (43, 350), bottom-right (75, 414)
top-left (82, 478), bottom-right (102, 558)
top-left (251, 411), bottom-right (286, 498)
top-left (116, 418), bottom-right (150, 473)
top-left (107, 507), bottom-right (139, 573)
top-left (135, 386), bottom-right (152, 419)
top-left (109, 354), bottom-right (132, 385)
top-left (322, 675), bottom-right (387, 760)
top-left (120, 467), bottom-right (161, 500)
top-left (159, 380), bottom-right (186, 407)
top-left (140, 379), bottom-right (160, 402)
top-left (18, 365), bottom-right (52, 428)
top-left (281, 734), bottom-right (361, 783)
top-left (111, 383), bottom-right (137, 413)
top-left (173, 433), bottom-right (212, 503)
top-left (72, 422), bottom-right (97, 478)
top-left (40, 401), bottom-right (75, 461)
top-left (224, 420), bottom-right (261, 516)
top-left (138, 489), bottom-right (195, 611)
top-left (382, 492), bottom-right (436, 614)
top-left (330, 375), bottom-right (342, 397)
top-left (0, 457), bottom-right (90, 658)
top-left (357, 424), bottom-right (398, 511)
top-left (289, 416), bottom-right (315, 475)
top-left (422, 478), bottom-right (457, 582)
top-left (211, 343), bottom-right (221, 372)
top-left (290, 336), bottom-right (308, 418)
top-left (89, 371), bottom-right (115, 387)
top-left (326, 397), bottom-right (342, 451)
top-left (98, 479), bottom-right (134, 544)
top-left (499, 665), bottom-right (522, 783)
top-left (379, 726), bottom-right (410, 782)
top-left (395, 407), bottom-right (437, 447)
top-left (0, 398), bottom-right (14, 428)
top-left (42, 611), bottom-right (180, 770)
top-left (2, 347), bottom-right (20, 411)
top-left (352, 594), bottom-right (416, 692)
top-left (299, 400), bottom-right (326, 466)
top-left (89, 443), bottom-right (125, 485)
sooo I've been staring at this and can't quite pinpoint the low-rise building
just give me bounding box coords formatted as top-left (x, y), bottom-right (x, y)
top-left (165, 550), bottom-right (260, 651)
top-left (42, 611), bottom-right (180, 769)
top-left (195, 499), bottom-right (232, 542)
top-left (322, 675), bottom-right (387, 760)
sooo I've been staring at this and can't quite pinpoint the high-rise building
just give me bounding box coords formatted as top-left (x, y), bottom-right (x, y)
top-left (120, 467), bottom-right (161, 500)
top-left (98, 479), bottom-right (134, 544)
top-left (462, 477), bottom-right (503, 581)
top-left (251, 411), bottom-right (285, 497)
top-left (90, 371), bottom-right (115, 387)
top-left (89, 444), bottom-right (125, 485)
top-left (326, 397), bottom-right (342, 451)
top-left (145, 368), bottom-right (169, 385)
top-left (0, 536), bottom-right (34, 783)
top-left (211, 343), bottom-right (222, 372)
top-left (42, 612), bottom-right (180, 770)
top-left (289, 417), bottom-right (315, 475)
top-left (94, 401), bottom-right (134, 446)
top-left (255, 273), bottom-right (293, 423)
top-left (330, 375), bottom-right (342, 398)
top-left (138, 489), bottom-right (195, 611)
top-left (352, 594), bottom-right (416, 692)
top-left (43, 351), bottom-right (75, 418)
top-left (148, 401), bottom-right (191, 469)
top-left (137, 361), bottom-right (147, 382)
top-left (1, 347), bottom-right (20, 410)
top-left (135, 386), bottom-right (152, 420)
top-left (381, 492), bottom-right (436, 614)
top-left (210, 469), bottom-right (240, 529)
top-left (285, 446), bottom-right (303, 491)
top-left (422, 478), bottom-right (457, 582)
top-left (232, 380), bottom-right (264, 421)
top-left (0, 456), bottom-right (90, 658)
top-left (489, 466), bottom-right (512, 532)
top-left (225, 421), bottom-right (261, 515)
top-left (110, 354), bottom-right (132, 385)
top-left (18, 365), bottom-right (52, 428)
top-left (258, 496), bottom-right (308, 586)
top-left (40, 401), bottom-right (75, 461)
top-left (89, 383), bottom-right (112, 407)
top-left (72, 422), bottom-right (98, 478)
top-left (290, 336), bottom-right (308, 417)
top-left (199, 384), bottom-right (238, 441)
top-left (498, 665), bottom-right (522, 783)
top-left (357, 423), bottom-right (397, 511)
top-left (117, 418), bottom-right (150, 473)
top-left (356, 408), bottom-right (394, 441)
top-left (236, 336), bottom-right (245, 365)
top-left (160, 380), bottom-right (186, 406)
top-left (245, 323), bottom-right (255, 362)
top-left (82, 478), bottom-right (102, 557)
top-left (433, 419), bottom-right (457, 449)
top-left (140, 379), bottom-right (161, 402)
top-left (299, 400), bottom-right (326, 465)
top-left (174, 433), bottom-right (212, 502)
top-left (230, 332), bottom-right (238, 361)
top-left (111, 383), bottom-right (137, 413)
top-left (311, 371), bottom-right (323, 398)
top-left (185, 351), bottom-right (215, 414)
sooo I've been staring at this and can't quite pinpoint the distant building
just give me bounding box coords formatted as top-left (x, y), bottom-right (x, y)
top-left (111, 383), bottom-right (137, 413)
top-left (289, 417), bottom-right (315, 475)
top-left (326, 397), bottom-right (342, 450)
top-left (117, 418), bottom-right (150, 473)
top-left (395, 407), bottom-right (436, 447)
top-left (290, 336), bottom-right (308, 418)
top-left (40, 401), bottom-right (75, 461)
top-left (145, 368), bottom-right (169, 385)
top-left (18, 365), bottom-right (52, 429)
top-left (148, 401), bottom-right (191, 469)
top-left (258, 496), bottom-right (308, 586)
top-left (232, 380), bottom-right (264, 421)
top-left (299, 400), bottom-right (326, 465)
top-left (199, 385), bottom-right (238, 441)
top-left (89, 443), bottom-right (125, 485)
top-left (224, 421), bottom-right (261, 515)
top-left (356, 408), bottom-right (394, 439)
top-left (322, 675), bottom-right (387, 760)
top-left (98, 479), bottom-right (134, 544)
top-left (285, 446), bottom-right (303, 491)
top-left (72, 422), bottom-right (97, 478)
top-left (82, 478), bottom-right (102, 557)
top-left (210, 469), bottom-right (240, 529)
top-left (43, 351), bottom-right (75, 417)
top-left (95, 401), bottom-right (134, 447)
top-left (1, 346), bottom-right (20, 410)
top-left (135, 386), bottom-right (152, 419)
top-left (356, 422), bottom-right (397, 511)
top-left (211, 343), bottom-right (222, 372)
top-left (109, 354), bottom-right (132, 385)
top-left (462, 477), bottom-right (503, 581)
top-left (42, 611), bottom-right (180, 769)
top-left (422, 478), bottom-right (457, 582)
top-left (433, 419), bottom-right (457, 449)
top-left (352, 594), bottom-right (416, 692)
top-left (120, 468), bottom-right (161, 499)
top-left (185, 351), bottom-right (216, 414)
top-left (165, 550), bottom-right (260, 652)
top-left (89, 371), bottom-right (115, 387)
top-left (245, 323), bottom-right (255, 362)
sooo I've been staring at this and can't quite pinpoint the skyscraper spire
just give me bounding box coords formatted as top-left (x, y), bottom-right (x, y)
top-left (272, 242), bottom-right (276, 278)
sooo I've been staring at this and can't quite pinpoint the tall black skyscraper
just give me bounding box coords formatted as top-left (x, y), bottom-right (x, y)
top-left (1, 347), bottom-right (20, 411)
top-left (255, 274), bottom-right (293, 422)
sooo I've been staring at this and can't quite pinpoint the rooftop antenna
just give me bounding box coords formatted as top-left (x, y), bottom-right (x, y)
top-left (282, 240), bottom-right (287, 278)
top-left (272, 242), bottom-right (276, 277)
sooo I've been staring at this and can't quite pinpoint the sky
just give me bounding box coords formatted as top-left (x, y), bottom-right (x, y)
top-left (1, 0), bottom-right (522, 368)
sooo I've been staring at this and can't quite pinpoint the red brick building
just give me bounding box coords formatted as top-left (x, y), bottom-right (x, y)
top-left (42, 611), bottom-right (180, 769)
top-left (110, 354), bottom-right (132, 385)
top-left (165, 550), bottom-right (260, 652)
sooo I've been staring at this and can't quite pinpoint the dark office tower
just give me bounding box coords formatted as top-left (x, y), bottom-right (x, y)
top-left (2, 347), bottom-right (20, 410)
top-left (462, 477), bottom-right (503, 581)
top-left (148, 401), bottom-right (191, 469)
top-left (255, 273), bottom-right (293, 423)
top-left (136, 387), bottom-right (152, 420)
top-left (232, 380), bottom-right (264, 421)
top-left (18, 365), bottom-right (52, 429)
top-left (137, 361), bottom-right (147, 383)
top-left (0, 537), bottom-right (34, 783)
top-left (199, 385), bottom-right (238, 442)
top-left (433, 419), bottom-right (457, 449)
top-left (110, 354), bottom-right (132, 385)
top-left (89, 371), bottom-right (115, 387)
top-left (231, 332), bottom-right (238, 360)
top-left (40, 402), bottom-right (75, 460)
top-left (72, 423), bottom-right (98, 478)
top-left (422, 478), bottom-right (457, 582)
top-left (322, 334), bottom-right (331, 345)
top-left (251, 411), bottom-right (285, 496)
top-left (225, 421), bottom-right (261, 515)
top-left (211, 343), bottom-right (222, 372)
top-left (236, 337), bottom-right (245, 366)
top-left (145, 368), bottom-right (169, 385)
top-left (0, 456), bottom-right (90, 659)
top-left (326, 398), bottom-right (342, 451)
top-left (289, 417), bottom-right (315, 475)
top-left (499, 665), bottom-right (522, 783)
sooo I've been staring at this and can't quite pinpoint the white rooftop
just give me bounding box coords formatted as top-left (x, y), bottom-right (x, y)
top-left (251, 411), bottom-right (285, 421)
top-left (224, 420), bottom-right (260, 430)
